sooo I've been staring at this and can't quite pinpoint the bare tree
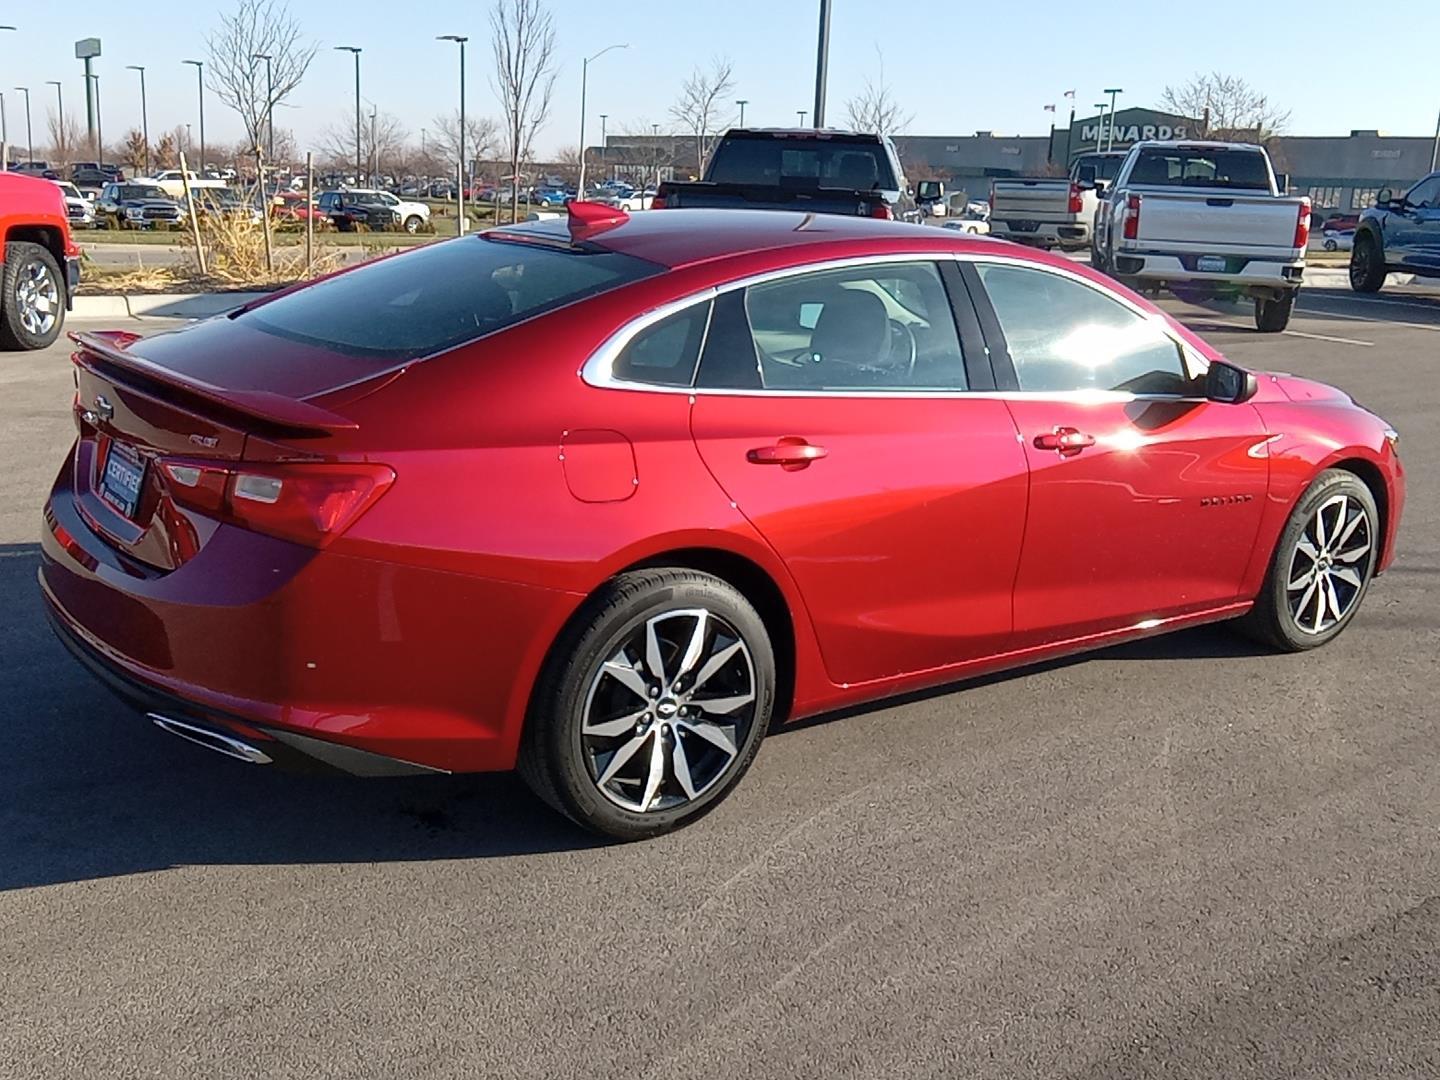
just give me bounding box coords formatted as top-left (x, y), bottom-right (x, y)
top-left (491, 0), bottom-right (557, 222)
top-left (1160, 72), bottom-right (1291, 142)
top-left (669, 57), bottom-right (734, 175)
top-left (317, 111), bottom-right (407, 178)
top-left (844, 49), bottom-right (912, 137)
top-left (45, 110), bottom-right (86, 167)
top-left (432, 110), bottom-right (500, 180)
top-left (119, 129), bottom-right (149, 172)
top-left (155, 131), bottom-right (180, 170)
top-left (206, 0), bottom-right (318, 155)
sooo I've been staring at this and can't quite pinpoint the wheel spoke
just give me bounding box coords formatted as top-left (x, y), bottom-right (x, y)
top-left (672, 736), bottom-right (698, 800)
top-left (1333, 566), bottom-right (1363, 589)
top-left (583, 705), bottom-right (650, 739)
top-left (674, 611), bottom-right (709, 683)
top-left (690, 640), bottom-right (743, 693)
top-left (1335, 540), bottom-right (1371, 564)
top-left (1312, 507), bottom-right (1329, 549)
top-left (596, 732), bottom-right (649, 787)
top-left (601, 659), bottom-right (650, 702)
top-left (1324, 575), bottom-right (1344, 623)
top-left (1296, 537), bottom-right (1320, 561)
top-left (1325, 497), bottom-right (1347, 550)
top-left (1335, 511), bottom-right (1364, 550)
top-left (639, 729), bottom-right (667, 811)
top-left (680, 719), bottom-right (737, 758)
top-left (645, 618), bottom-right (666, 686)
top-left (1294, 579), bottom-right (1319, 626)
top-left (1310, 581), bottom-right (1327, 632)
top-left (1287, 566), bottom-right (1314, 591)
top-left (691, 691), bottom-right (754, 716)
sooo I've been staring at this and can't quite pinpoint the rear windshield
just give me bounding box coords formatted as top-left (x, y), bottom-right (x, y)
top-left (707, 135), bottom-right (898, 192)
top-left (1127, 148), bottom-right (1271, 190)
top-left (1074, 155), bottom-right (1123, 182)
top-left (239, 232), bottom-right (661, 360)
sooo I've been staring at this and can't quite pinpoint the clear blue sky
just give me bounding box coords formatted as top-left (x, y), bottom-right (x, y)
top-left (2, 0), bottom-right (1437, 158)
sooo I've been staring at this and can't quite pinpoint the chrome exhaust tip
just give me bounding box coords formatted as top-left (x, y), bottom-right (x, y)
top-left (147, 713), bottom-right (274, 765)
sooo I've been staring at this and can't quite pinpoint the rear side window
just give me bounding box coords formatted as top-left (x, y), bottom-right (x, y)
top-left (977, 263), bottom-right (1192, 395)
top-left (707, 136), bottom-right (898, 192)
top-left (240, 235), bottom-right (661, 361)
top-left (613, 301), bottom-right (712, 386)
top-left (1126, 148), bottom-right (1271, 190)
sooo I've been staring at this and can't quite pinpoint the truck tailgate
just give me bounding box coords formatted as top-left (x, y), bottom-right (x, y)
top-left (1135, 191), bottom-right (1303, 249)
top-left (991, 180), bottom-right (1070, 218)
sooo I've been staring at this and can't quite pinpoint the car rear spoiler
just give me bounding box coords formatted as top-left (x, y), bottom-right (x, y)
top-left (69, 331), bottom-right (359, 434)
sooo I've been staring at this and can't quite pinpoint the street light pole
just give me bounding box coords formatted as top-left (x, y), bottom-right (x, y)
top-left (126, 66), bottom-right (147, 175)
top-left (13, 86), bottom-right (31, 163)
top-left (576, 43), bottom-right (627, 196)
top-left (1103, 87), bottom-right (1123, 152)
top-left (334, 47), bottom-right (362, 183)
top-left (813, 0), bottom-right (831, 128)
top-left (251, 52), bottom-right (273, 161)
top-left (736, 99), bottom-right (748, 128)
top-left (46, 80), bottom-right (63, 163)
top-left (1093, 103), bottom-right (1107, 152)
top-left (797, 109), bottom-right (807, 127)
top-left (438, 36), bottom-right (468, 232)
top-left (183, 60), bottom-right (205, 171)
top-left (1431, 105), bottom-right (1439, 173)
top-left (92, 74), bottom-right (103, 167)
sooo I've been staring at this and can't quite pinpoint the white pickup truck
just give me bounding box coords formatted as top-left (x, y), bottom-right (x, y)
top-left (988, 151), bottom-right (1126, 250)
top-left (1092, 141), bottom-right (1310, 332)
top-left (144, 170), bottom-right (229, 199)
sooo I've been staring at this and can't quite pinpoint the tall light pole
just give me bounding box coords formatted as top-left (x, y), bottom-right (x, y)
top-left (46, 80), bottom-right (63, 163)
top-left (182, 59), bottom-right (205, 170)
top-left (0, 92), bottom-right (7, 159)
top-left (1103, 87), bottom-right (1123, 152)
top-left (438, 35), bottom-right (468, 231)
top-left (126, 66), bottom-right (147, 175)
top-left (13, 86), bottom-right (31, 163)
top-left (91, 74), bottom-right (103, 167)
top-left (251, 52), bottom-right (273, 160)
top-left (1431, 105), bottom-right (1439, 173)
top-left (797, 109), bottom-right (807, 127)
top-left (813, 0), bottom-right (832, 128)
top-left (736, 99), bottom-right (748, 127)
top-left (576, 42), bottom-right (627, 196)
top-left (334, 47), bottom-right (362, 183)
top-left (1093, 103), bottom-right (1107, 152)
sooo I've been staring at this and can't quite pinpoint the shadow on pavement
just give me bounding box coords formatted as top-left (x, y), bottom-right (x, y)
top-left (0, 542), bottom-right (599, 893)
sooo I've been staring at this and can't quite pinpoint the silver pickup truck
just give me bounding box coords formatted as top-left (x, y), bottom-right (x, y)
top-left (1092, 140), bottom-right (1310, 332)
top-left (988, 151), bottom-right (1126, 250)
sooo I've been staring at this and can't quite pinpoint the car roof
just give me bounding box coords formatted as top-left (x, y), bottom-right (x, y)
top-left (496, 207), bottom-right (1007, 271)
top-left (1133, 139), bottom-right (1266, 152)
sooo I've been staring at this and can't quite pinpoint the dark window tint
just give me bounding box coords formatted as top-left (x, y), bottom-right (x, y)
top-left (613, 301), bottom-right (711, 386)
top-left (240, 234), bottom-right (660, 361)
top-left (740, 262), bottom-right (967, 392)
top-left (707, 135), bottom-right (897, 192)
top-left (1127, 148), bottom-right (1271, 190)
top-left (977, 263), bottom-right (1192, 395)
top-left (1075, 154), bottom-right (1122, 182)
top-left (1406, 177), bottom-right (1440, 209)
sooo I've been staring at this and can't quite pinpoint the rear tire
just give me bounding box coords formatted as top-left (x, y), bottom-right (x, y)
top-left (1238, 469), bottom-right (1379, 652)
top-left (0, 241), bottom-right (65, 351)
top-left (1254, 290), bottom-right (1296, 333)
top-left (403, 215), bottom-right (423, 234)
top-left (1349, 232), bottom-right (1386, 293)
top-left (519, 569), bottom-right (775, 840)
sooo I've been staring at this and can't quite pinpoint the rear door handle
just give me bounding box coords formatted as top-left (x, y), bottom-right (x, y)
top-left (746, 438), bottom-right (828, 470)
top-left (1034, 427), bottom-right (1096, 455)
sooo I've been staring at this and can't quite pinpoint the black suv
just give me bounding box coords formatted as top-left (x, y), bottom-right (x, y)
top-left (95, 182), bottom-right (184, 230)
top-left (315, 190), bottom-right (401, 232)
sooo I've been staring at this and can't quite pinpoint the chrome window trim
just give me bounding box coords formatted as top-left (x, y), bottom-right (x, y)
top-left (581, 250), bottom-right (1209, 399)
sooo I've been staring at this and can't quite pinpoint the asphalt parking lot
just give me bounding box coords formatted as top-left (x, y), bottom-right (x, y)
top-left (2, 283), bottom-right (1437, 1079)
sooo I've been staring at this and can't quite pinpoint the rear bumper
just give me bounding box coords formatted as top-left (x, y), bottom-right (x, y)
top-left (991, 221), bottom-right (1091, 247)
top-left (1112, 246), bottom-right (1304, 291)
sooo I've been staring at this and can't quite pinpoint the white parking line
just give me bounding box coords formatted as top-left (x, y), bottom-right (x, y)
top-left (1281, 329), bottom-right (1373, 347)
top-left (1296, 305), bottom-right (1440, 333)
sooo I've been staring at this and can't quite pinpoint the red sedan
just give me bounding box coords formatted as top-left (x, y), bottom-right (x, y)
top-left (41, 205), bottom-right (1405, 839)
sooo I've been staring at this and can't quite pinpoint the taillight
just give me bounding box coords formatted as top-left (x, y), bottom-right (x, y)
top-left (1067, 182), bottom-right (1083, 214)
top-left (1293, 198), bottom-right (1312, 249)
top-left (870, 203), bottom-right (894, 220)
top-left (159, 460), bottom-right (394, 549)
top-left (650, 194), bottom-right (667, 209)
top-left (1122, 194), bottom-right (1141, 240)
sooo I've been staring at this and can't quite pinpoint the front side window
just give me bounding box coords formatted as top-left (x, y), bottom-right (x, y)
top-left (1406, 177), bottom-right (1440, 209)
top-left (735, 262), bottom-right (967, 392)
top-left (977, 263), bottom-right (1193, 395)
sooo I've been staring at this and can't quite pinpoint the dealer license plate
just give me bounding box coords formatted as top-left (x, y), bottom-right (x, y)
top-left (100, 440), bottom-right (146, 520)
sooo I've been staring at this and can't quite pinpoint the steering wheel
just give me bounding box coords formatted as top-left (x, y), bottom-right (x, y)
top-left (886, 320), bottom-right (918, 379)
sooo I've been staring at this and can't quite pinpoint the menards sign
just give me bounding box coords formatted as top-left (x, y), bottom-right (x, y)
top-left (1081, 121), bottom-right (1191, 143)
top-left (1072, 108), bottom-right (1200, 149)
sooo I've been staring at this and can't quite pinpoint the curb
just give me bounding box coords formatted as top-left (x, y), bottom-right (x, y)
top-left (72, 292), bottom-right (266, 320)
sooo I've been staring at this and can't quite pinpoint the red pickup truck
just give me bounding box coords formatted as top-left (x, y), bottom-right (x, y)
top-left (1, 171), bottom-right (82, 350)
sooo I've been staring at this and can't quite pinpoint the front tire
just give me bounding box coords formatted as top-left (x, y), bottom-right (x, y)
top-left (519, 569), bottom-right (775, 840)
top-left (1254, 290), bottom-right (1296, 332)
top-left (1349, 232), bottom-right (1386, 293)
top-left (1239, 469), bottom-right (1379, 651)
top-left (403, 214), bottom-right (423, 234)
top-left (0, 241), bottom-right (65, 351)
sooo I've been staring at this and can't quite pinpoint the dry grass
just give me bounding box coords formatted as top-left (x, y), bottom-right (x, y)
top-left (178, 212), bottom-right (344, 287)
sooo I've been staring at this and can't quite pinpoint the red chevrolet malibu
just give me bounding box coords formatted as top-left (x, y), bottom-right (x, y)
top-left (41, 204), bottom-right (1404, 838)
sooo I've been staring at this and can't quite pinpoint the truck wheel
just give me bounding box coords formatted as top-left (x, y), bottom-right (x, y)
top-left (1349, 233), bottom-right (1386, 293)
top-left (1254, 291), bottom-right (1297, 333)
top-left (0, 241), bottom-right (65, 351)
top-left (403, 215), bottom-right (423, 234)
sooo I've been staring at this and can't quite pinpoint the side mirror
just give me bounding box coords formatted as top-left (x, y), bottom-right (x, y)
top-left (1076, 164), bottom-right (1097, 187)
top-left (1092, 179), bottom-right (1108, 198)
top-left (916, 180), bottom-right (944, 202)
top-left (1205, 360), bottom-right (1258, 404)
top-left (1375, 187), bottom-right (1394, 208)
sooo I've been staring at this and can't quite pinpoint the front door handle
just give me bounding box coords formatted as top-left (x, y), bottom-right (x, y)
top-left (746, 437), bottom-right (828, 471)
top-left (1034, 427), bottom-right (1096, 456)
